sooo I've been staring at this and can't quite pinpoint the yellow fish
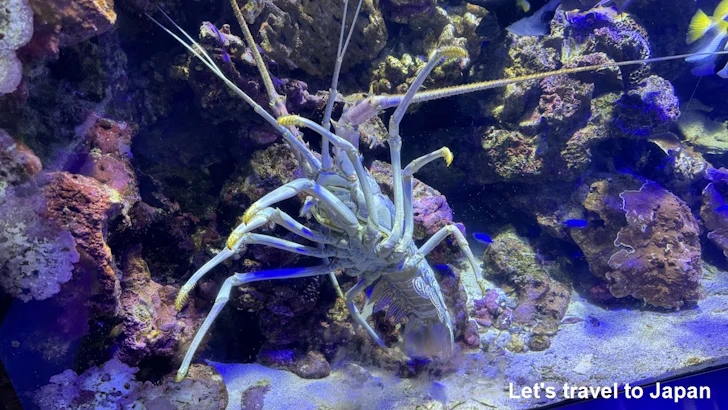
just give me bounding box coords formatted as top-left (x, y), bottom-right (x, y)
top-left (517, 0), bottom-right (531, 12)
top-left (686, 0), bottom-right (728, 77)
top-left (687, 0), bottom-right (728, 44)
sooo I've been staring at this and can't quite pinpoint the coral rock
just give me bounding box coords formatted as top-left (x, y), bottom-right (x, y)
top-left (31, 359), bottom-right (227, 409)
top-left (614, 75), bottom-right (680, 137)
top-left (28, 0), bottom-right (116, 48)
top-left (117, 246), bottom-right (199, 366)
top-left (572, 177), bottom-right (701, 308)
top-left (41, 171), bottom-right (123, 316)
top-left (131, 363), bottom-right (228, 410)
top-left (256, 0), bottom-right (387, 77)
top-left (76, 116), bottom-right (137, 201)
top-left (291, 350), bottom-right (331, 379)
top-left (30, 358), bottom-right (141, 410)
top-left (0, 128), bottom-right (41, 189)
top-left (258, 347), bottom-right (332, 379)
top-left (0, 0), bottom-right (33, 94)
top-left (0, 185), bottom-right (79, 301)
top-left (483, 228), bottom-right (570, 344)
top-left (606, 182), bottom-right (701, 308)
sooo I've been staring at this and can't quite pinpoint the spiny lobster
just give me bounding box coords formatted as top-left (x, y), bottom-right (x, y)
top-left (149, 0), bottom-right (728, 382)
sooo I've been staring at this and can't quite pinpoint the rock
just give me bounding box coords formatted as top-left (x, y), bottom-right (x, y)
top-left (220, 143), bottom-right (302, 212)
top-left (117, 245), bottom-right (200, 366)
top-left (0, 184), bottom-right (79, 302)
top-left (31, 359), bottom-right (227, 409)
top-left (131, 364), bottom-right (228, 410)
top-left (506, 334), bottom-right (525, 353)
top-left (258, 348), bottom-right (331, 380)
top-left (483, 228), bottom-right (570, 348)
top-left (614, 76), bottom-right (680, 137)
top-left (241, 382), bottom-right (271, 410)
top-left (369, 4), bottom-right (485, 94)
top-left (0, 128), bottom-right (42, 188)
top-left (571, 177), bottom-right (701, 308)
top-left (74, 115), bottom-right (138, 210)
top-left (291, 350), bottom-right (331, 379)
top-left (41, 172), bottom-right (124, 316)
top-left (30, 358), bottom-right (141, 409)
top-left (573, 354), bottom-right (594, 375)
top-left (255, 0), bottom-right (387, 77)
top-left (343, 363), bottom-right (372, 384)
top-left (528, 335), bottom-right (551, 351)
top-left (28, 0), bottom-right (116, 49)
top-left (606, 182), bottom-right (701, 308)
top-left (0, 0), bottom-right (33, 94)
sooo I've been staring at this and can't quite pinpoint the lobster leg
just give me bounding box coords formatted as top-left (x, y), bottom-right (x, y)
top-left (175, 207), bottom-right (343, 311)
top-left (397, 147), bottom-right (454, 253)
top-left (176, 263), bottom-right (339, 382)
top-left (229, 207), bottom-right (340, 248)
top-left (240, 233), bottom-right (347, 258)
top-left (346, 277), bottom-right (385, 347)
top-left (242, 178), bottom-right (359, 236)
top-left (378, 47), bottom-right (468, 256)
top-left (409, 225), bottom-right (487, 295)
top-left (277, 116), bottom-right (382, 235)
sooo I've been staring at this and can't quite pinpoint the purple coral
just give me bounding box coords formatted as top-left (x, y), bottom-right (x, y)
top-left (31, 359), bottom-right (227, 409)
top-left (369, 160), bottom-right (463, 239)
top-left (614, 76), bottom-right (680, 137)
top-left (700, 168), bottom-right (728, 259)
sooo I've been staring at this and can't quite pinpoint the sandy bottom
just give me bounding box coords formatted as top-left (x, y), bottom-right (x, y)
top-left (211, 262), bottom-right (728, 410)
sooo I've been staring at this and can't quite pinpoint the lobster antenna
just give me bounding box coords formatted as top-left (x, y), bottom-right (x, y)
top-left (321, 0), bottom-right (365, 171)
top-left (405, 50), bottom-right (728, 105)
top-left (155, 7), bottom-right (222, 77)
top-left (147, 10), bottom-right (322, 171)
top-left (228, 0), bottom-right (287, 116)
top-left (684, 76), bottom-right (702, 113)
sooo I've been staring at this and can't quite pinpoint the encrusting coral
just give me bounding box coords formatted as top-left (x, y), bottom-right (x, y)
top-left (31, 358), bottom-right (227, 409)
top-left (606, 182), bottom-right (701, 309)
top-left (0, 129), bottom-right (79, 302)
top-left (253, 0), bottom-right (387, 77)
top-left (482, 228), bottom-right (570, 352)
top-left (0, 0), bottom-right (33, 94)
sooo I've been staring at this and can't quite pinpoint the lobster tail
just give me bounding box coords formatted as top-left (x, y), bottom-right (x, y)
top-left (403, 317), bottom-right (454, 359)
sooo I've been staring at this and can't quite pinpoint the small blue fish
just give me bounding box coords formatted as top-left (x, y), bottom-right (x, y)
top-left (433, 264), bottom-right (456, 276)
top-left (429, 381), bottom-right (448, 404)
top-left (563, 219), bottom-right (589, 229)
top-left (571, 250), bottom-right (585, 259)
top-left (472, 232), bottom-right (493, 244)
top-left (365, 286), bottom-right (373, 299)
top-left (716, 204), bottom-right (728, 213)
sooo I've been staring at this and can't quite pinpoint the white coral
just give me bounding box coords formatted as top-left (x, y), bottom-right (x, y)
top-left (0, 188), bottom-right (79, 301)
top-left (0, 0), bottom-right (34, 94)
